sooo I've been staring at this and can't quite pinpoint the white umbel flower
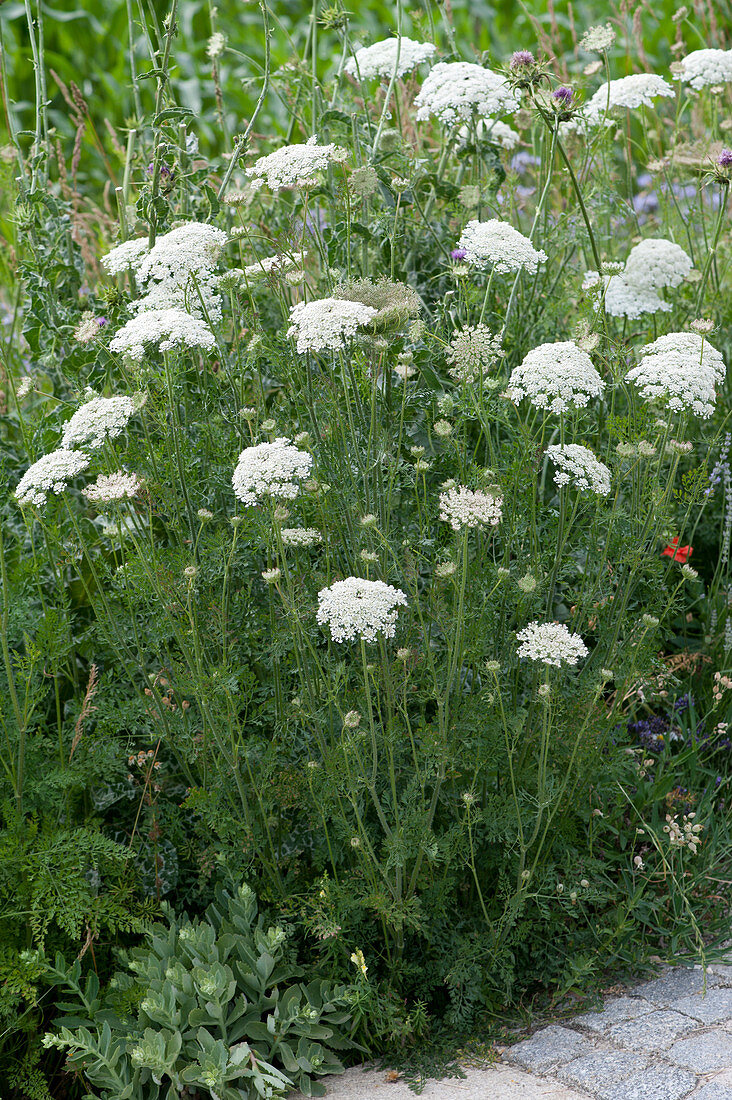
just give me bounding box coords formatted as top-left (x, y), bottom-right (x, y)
top-left (15, 449), bottom-right (90, 508)
top-left (546, 444), bottom-right (611, 495)
top-left (625, 332), bottom-right (726, 418)
top-left (110, 309), bottom-right (216, 361)
top-left (345, 37), bottom-right (436, 80)
top-left (232, 439), bottom-right (313, 506)
top-left (317, 577), bottom-right (408, 643)
top-left (584, 74), bottom-right (674, 125)
top-left (415, 62), bottom-right (519, 126)
top-left (579, 24), bottom-right (616, 52)
top-left (280, 527), bottom-right (322, 547)
top-left (439, 486), bottom-right (503, 530)
top-left (445, 324), bottom-right (502, 383)
top-left (583, 270), bottom-right (671, 319)
top-left (246, 136), bottom-right (348, 190)
top-left (457, 219), bottom-right (547, 274)
top-left (516, 621), bottom-right (588, 667)
top-left (624, 239), bottom-right (693, 290)
top-left (287, 297), bottom-right (378, 354)
top-left (61, 396), bottom-right (136, 451)
top-left (83, 471), bottom-right (141, 503)
top-left (675, 49), bottom-right (732, 91)
top-left (507, 341), bottom-right (605, 414)
top-left (100, 237), bottom-right (150, 276)
top-left (133, 223), bottom-right (227, 320)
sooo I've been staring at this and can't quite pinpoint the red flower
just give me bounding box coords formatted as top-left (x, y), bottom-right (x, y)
top-left (661, 537), bottom-right (692, 564)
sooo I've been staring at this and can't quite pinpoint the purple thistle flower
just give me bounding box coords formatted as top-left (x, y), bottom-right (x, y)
top-left (553, 86), bottom-right (573, 105)
top-left (450, 248), bottom-right (468, 261)
top-left (718, 148), bottom-right (732, 168)
top-left (510, 50), bottom-right (535, 71)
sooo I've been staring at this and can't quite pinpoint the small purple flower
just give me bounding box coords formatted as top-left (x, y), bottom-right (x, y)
top-left (510, 50), bottom-right (535, 71)
top-left (718, 148), bottom-right (732, 168)
top-left (96, 317), bottom-right (107, 327)
top-left (450, 248), bottom-right (468, 261)
top-left (553, 86), bottom-right (573, 105)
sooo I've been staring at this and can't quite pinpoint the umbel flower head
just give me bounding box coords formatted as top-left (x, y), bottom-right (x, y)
top-left (109, 309), bottom-right (216, 361)
top-left (287, 297), bottom-right (378, 353)
top-left (246, 136), bottom-right (348, 190)
top-left (546, 444), bottom-right (611, 495)
top-left (15, 449), bottom-right (90, 508)
top-left (516, 621), bottom-right (588, 667)
top-left (439, 486), bottom-right (503, 530)
top-left (625, 332), bottom-right (726, 418)
top-left (414, 61), bottom-right (519, 126)
top-left (345, 37), bottom-right (436, 80)
top-left (83, 471), bottom-right (141, 504)
top-left (582, 269), bottom-right (670, 320)
top-left (623, 238), bottom-right (694, 290)
top-left (675, 48), bottom-right (732, 91)
top-left (132, 222), bottom-right (228, 320)
top-left (446, 324), bottom-right (502, 383)
top-left (583, 74), bottom-right (674, 125)
top-left (507, 341), bottom-right (605, 414)
top-left (61, 395), bottom-right (136, 451)
top-left (317, 577), bottom-right (408, 643)
top-left (456, 219), bottom-right (547, 274)
top-left (333, 277), bottom-right (421, 332)
top-left (232, 438), bottom-right (313, 506)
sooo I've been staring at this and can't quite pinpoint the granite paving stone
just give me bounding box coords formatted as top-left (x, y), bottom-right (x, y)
top-left (507, 1025), bottom-right (589, 1072)
top-left (570, 996), bottom-right (655, 1033)
top-left (556, 1049), bottom-right (646, 1091)
top-left (667, 1030), bottom-right (732, 1073)
top-left (709, 967), bottom-right (732, 988)
top-left (675, 988), bottom-right (732, 1024)
top-left (635, 968), bottom-right (721, 1006)
top-left (607, 1008), bottom-right (700, 1052)
top-left (593, 1064), bottom-right (698, 1100)
top-left (691, 1082), bottom-right (732, 1100)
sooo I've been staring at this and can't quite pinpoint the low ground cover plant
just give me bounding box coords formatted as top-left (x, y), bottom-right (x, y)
top-left (0, 0), bottom-right (730, 1096)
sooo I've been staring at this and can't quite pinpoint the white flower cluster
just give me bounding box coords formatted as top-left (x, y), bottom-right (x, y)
top-left (584, 74), bottom-right (674, 125)
top-left (546, 444), bottom-right (611, 495)
top-left (516, 621), bottom-right (588, 667)
top-left (445, 324), bottom-right (502, 383)
top-left (287, 297), bottom-right (377, 354)
top-left (582, 270), bottom-right (671, 319)
top-left (100, 237), bottom-right (150, 276)
top-left (414, 62), bottom-right (518, 126)
top-left (317, 577), bottom-right (408, 643)
top-left (507, 341), bottom-right (605, 414)
top-left (624, 238), bottom-right (694, 290)
top-left (15, 449), bottom-right (90, 508)
top-left (134, 223), bottom-right (227, 320)
top-left (243, 252), bottom-right (304, 278)
top-left (675, 48), bottom-right (732, 91)
top-left (579, 23), bottom-right (616, 52)
top-left (664, 812), bottom-right (703, 854)
top-left (61, 395), bottom-right (135, 451)
top-left (625, 332), bottom-right (726, 417)
top-left (489, 120), bottom-right (520, 150)
top-left (280, 527), bottom-right (322, 547)
top-left (457, 219), bottom-right (547, 274)
top-left (109, 309), bottom-right (217, 361)
top-left (232, 438), bottom-right (313, 506)
top-left (83, 471), bottom-right (141, 504)
top-left (345, 37), bottom-right (436, 80)
top-left (439, 485), bottom-right (503, 530)
top-left (246, 136), bottom-right (348, 190)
